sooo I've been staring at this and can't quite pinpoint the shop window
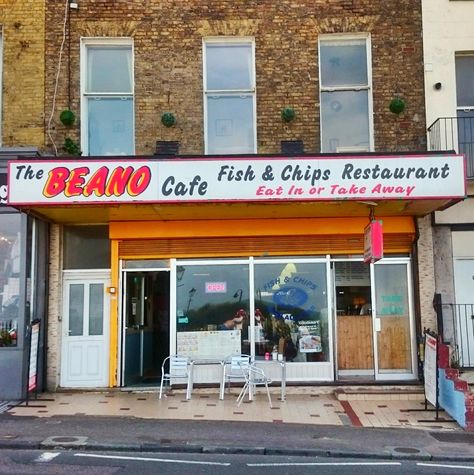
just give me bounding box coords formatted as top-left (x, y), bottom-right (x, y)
top-left (176, 263), bottom-right (250, 357)
top-left (254, 262), bottom-right (329, 362)
top-left (81, 38), bottom-right (134, 156)
top-left (455, 55), bottom-right (474, 168)
top-left (175, 260), bottom-right (329, 362)
top-left (63, 225), bottom-right (110, 270)
top-left (0, 214), bottom-right (22, 347)
top-left (319, 35), bottom-right (373, 153)
top-left (203, 39), bottom-right (256, 154)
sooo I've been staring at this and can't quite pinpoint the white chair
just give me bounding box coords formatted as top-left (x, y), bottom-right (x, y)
top-left (236, 364), bottom-right (273, 408)
top-left (159, 355), bottom-right (191, 399)
top-left (220, 354), bottom-right (251, 400)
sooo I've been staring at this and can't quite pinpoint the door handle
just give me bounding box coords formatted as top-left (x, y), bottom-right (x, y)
top-left (374, 318), bottom-right (381, 332)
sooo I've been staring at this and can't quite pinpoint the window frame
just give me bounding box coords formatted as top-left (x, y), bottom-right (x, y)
top-left (318, 33), bottom-right (374, 153)
top-left (455, 53), bottom-right (474, 111)
top-left (202, 37), bottom-right (257, 155)
top-left (80, 37), bottom-right (135, 156)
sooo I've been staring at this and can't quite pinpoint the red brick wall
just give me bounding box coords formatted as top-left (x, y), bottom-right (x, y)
top-left (45, 1), bottom-right (426, 156)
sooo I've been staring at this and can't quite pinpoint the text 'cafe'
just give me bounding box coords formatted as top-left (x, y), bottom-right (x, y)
top-left (8, 153), bottom-right (466, 389)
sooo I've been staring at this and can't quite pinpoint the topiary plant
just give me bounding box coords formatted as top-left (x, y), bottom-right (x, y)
top-left (60, 109), bottom-right (76, 126)
top-left (161, 112), bottom-right (176, 127)
top-left (281, 107), bottom-right (296, 123)
top-left (389, 97), bottom-right (406, 114)
top-left (63, 137), bottom-right (81, 156)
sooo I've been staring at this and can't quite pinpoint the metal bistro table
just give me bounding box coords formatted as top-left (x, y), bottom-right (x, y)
top-left (186, 356), bottom-right (226, 400)
top-left (253, 357), bottom-right (287, 402)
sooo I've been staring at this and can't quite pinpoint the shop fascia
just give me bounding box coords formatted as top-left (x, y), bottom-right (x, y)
top-left (7, 154), bottom-right (466, 206)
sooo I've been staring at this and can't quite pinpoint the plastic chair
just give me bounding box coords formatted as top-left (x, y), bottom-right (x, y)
top-left (219, 354), bottom-right (251, 400)
top-left (159, 355), bottom-right (191, 399)
top-left (236, 364), bottom-right (273, 408)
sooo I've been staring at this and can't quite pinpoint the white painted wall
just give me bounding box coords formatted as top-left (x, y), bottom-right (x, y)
top-left (423, 0), bottom-right (474, 128)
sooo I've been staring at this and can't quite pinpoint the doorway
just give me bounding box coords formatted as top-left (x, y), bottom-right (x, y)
top-left (334, 259), bottom-right (417, 381)
top-left (122, 270), bottom-right (170, 386)
top-left (61, 273), bottom-right (110, 388)
top-left (334, 261), bottom-right (374, 379)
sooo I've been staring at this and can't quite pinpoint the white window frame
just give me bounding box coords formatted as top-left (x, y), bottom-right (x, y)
top-left (80, 37), bottom-right (135, 156)
top-left (202, 37), bottom-right (257, 155)
top-left (318, 33), bottom-right (374, 153)
top-left (455, 53), bottom-right (474, 112)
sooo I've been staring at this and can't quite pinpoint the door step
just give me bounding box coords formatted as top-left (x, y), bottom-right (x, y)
top-left (334, 386), bottom-right (424, 401)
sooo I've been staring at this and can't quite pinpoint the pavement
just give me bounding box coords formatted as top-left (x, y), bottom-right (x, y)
top-left (0, 385), bottom-right (473, 462)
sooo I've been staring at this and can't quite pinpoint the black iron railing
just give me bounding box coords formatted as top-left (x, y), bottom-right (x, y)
top-left (427, 116), bottom-right (474, 179)
top-left (434, 299), bottom-right (474, 369)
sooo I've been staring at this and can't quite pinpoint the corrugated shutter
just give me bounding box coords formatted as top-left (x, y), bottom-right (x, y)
top-left (117, 233), bottom-right (412, 259)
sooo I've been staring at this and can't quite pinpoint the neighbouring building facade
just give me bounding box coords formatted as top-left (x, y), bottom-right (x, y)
top-left (0, 1), bottom-right (49, 400)
top-left (424, 0), bottom-right (474, 369)
top-left (5, 1), bottom-right (467, 393)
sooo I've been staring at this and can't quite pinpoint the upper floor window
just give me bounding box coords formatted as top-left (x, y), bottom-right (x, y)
top-left (319, 35), bottom-right (373, 153)
top-left (203, 39), bottom-right (256, 155)
top-left (81, 38), bottom-right (134, 156)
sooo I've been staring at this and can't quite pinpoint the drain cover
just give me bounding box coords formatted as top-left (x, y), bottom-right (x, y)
top-left (41, 436), bottom-right (88, 447)
top-left (387, 446), bottom-right (431, 460)
top-left (431, 432), bottom-right (474, 444)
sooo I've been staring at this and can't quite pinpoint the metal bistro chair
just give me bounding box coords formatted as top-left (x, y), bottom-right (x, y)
top-left (220, 354), bottom-right (251, 400)
top-left (159, 355), bottom-right (191, 399)
top-left (236, 364), bottom-right (273, 408)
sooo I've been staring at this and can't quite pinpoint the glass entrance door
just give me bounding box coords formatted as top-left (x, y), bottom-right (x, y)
top-left (372, 260), bottom-right (416, 380)
top-left (334, 261), bottom-right (374, 379)
top-left (122, 271), bottom-right (170, 386)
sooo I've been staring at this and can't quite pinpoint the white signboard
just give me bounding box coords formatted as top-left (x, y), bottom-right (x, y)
top-left (424, 333), bottom-right (438, 407)
top-left (7, 154), bottom-right (466, 205)
top-left (177, 330), bottom-right (241, 359)
top-left (28, 321), bottom-right (40, 392)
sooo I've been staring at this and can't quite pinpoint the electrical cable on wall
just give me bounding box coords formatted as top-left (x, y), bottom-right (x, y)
top-left (46, 0), bottom-right (70, 156)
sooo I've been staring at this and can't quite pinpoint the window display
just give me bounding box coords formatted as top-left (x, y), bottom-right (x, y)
top-left (0, 214), bottom-right (21, 347)
top-left (175, 260), bottom-right (329, 362)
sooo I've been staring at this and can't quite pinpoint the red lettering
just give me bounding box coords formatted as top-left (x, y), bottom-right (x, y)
top-left (64, 167), bottom-right (89, 197)
top-left (127, 166), bottom-right (151, 196)
top-left (43, 167), bottom-right (70, 198)
top-left (83, 167), bottom-right (109, 197)
top-left (105, 166), bottom-right (134, 197)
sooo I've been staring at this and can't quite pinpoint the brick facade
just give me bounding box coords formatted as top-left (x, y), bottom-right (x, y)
top-left (0, 0), bottom-right (45, 147)
top-left (45, 0), bottom-right (426, 156)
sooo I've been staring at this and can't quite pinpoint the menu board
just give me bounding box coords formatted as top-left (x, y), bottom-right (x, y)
top-left (177, 330), bottom-right (241, 359)
top-left (335, 262), bottom-right (370, 286)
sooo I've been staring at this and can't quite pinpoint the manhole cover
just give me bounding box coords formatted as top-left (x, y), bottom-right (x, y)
top-left (41, 436), bottom-right (88, 447)
top-left (392, 447), bottom-right (421, 454)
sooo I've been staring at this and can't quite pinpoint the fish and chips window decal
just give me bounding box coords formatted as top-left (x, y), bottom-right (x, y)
top-left (7, 154), bottom-right (466, 205)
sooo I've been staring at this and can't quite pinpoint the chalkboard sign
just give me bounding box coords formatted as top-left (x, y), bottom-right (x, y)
top-left (26, 320), bottom-right (41, 403)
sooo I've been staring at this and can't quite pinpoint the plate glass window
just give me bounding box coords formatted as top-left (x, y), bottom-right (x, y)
top-left (83, 42), bottom-right (134, 156)
top-left (204, 41), bottom-right (256, 154)
top-left (319, 37), bottom-right (372, 153)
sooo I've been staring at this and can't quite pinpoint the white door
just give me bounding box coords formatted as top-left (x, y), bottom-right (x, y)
top-left (61, 274), bottom-right (110, 388)
top-left (453, 259), bottom-right (474, 367)
top-left (371, 260), bottom-right (417, 381)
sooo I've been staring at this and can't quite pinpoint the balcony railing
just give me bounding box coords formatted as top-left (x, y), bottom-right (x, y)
top-left (427, 116), bottom-right (474, 179)
top-left (434, 297), bottom-right (474, 369)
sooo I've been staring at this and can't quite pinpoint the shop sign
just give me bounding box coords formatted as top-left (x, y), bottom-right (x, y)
top-left (363, 220), bottom-right (383, 263)
top-left (0, 173), bottom-right (7, 206)
top-left (7, 154), bottom-right (466, 205)
top-left (424, 333), bottom-right (438, 409)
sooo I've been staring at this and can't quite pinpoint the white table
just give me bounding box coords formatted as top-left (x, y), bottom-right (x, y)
top-left (186, 357), bottom-right (226, 400)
